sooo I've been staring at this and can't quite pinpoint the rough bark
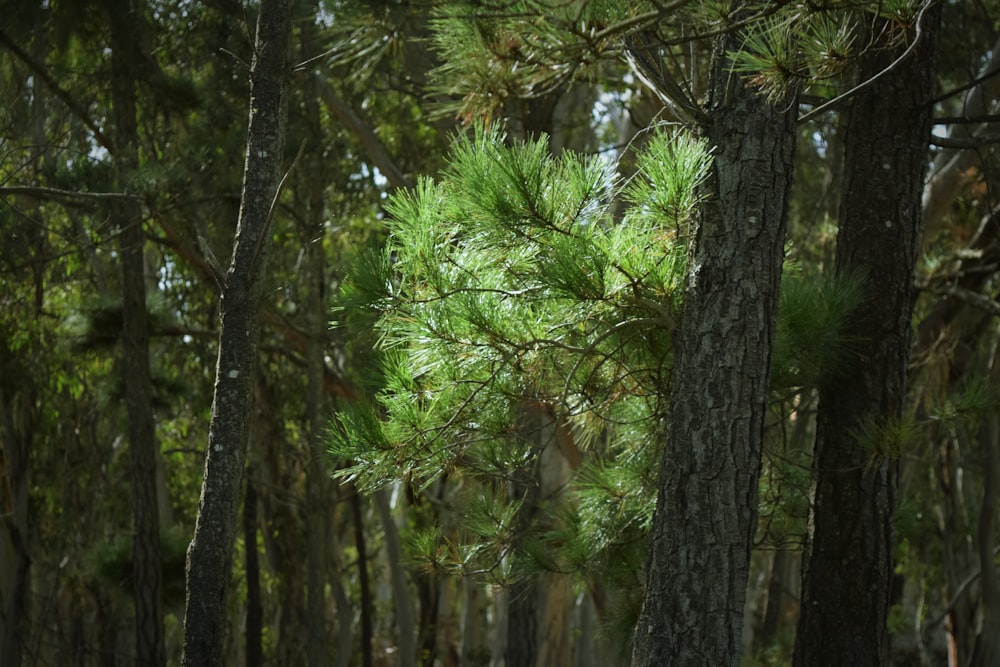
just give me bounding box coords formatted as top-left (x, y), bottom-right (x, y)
top-left (793, 7), bottom-right (941, 666)
top-left (629, 11), bottom-right (797, 666)
top-left (107, 0), bottom-right (165, 663)
top-left (180, 1), bottom-right (293, 664)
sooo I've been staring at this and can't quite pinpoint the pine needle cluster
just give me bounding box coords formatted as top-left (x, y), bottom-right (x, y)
top-left (427, 0), bottom-right (650, 120)
top-left (332, 123), bottom-right (709, 583)
top-left (727, 0), bottom-right (926, 103)
top-left (333, 123), bottom-right (710, 490)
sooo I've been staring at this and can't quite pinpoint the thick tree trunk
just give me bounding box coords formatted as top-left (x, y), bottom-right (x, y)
top-left (107, 1), bottom-right (165, 664)
top-left (180, 1), bottom-right (292, 664)
top-left (793, 8), bottom-right (941, 666)
top-left (629, 12), bottom-right (797, 667)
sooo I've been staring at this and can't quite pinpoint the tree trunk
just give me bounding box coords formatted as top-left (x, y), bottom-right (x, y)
top-left (793, 7), bottom-right (941, 666)
top-left (629, 10), bottom-right (797, 666)
top-left (0, 373), bottom-right (31, 667)
top-left (327, 520), bottom-right (354, 667)
top-left (180, 1), bottom-right (292, 664)
top-left (107, 1), bottom-right (165, 664)
top-left (971, 360), bottom-right (1000, 665)
top-left (351, 490), bottom-right (374, 667)
top-left (374, 488), bottom-right (417, 667)
top-left (300, 6), bottom-right (332, 664)
top-left (253, 378), bottom-right (310, 664)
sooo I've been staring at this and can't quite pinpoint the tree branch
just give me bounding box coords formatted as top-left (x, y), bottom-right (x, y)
top-left (0, 185), bottom-right (142, 204)
top-left (929, 133), bottom-right (1000, 148)
top-left (917, 282), bottom-right (1000, 318)
top-left (314, 75), bottom-right (413, 190)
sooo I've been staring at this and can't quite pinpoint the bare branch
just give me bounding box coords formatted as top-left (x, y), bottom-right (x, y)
top-left (918, 282), bottom-right (1000, 318)
top-left (929, 134), bottom-right (1000, 148)
top-left (933, 114), bottom-right (1000, 125)
top-left (0, 185), bottom-right (142, 204)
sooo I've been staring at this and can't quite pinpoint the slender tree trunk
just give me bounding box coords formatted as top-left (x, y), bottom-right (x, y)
top-left (374, 488), bottom-right (417, 667)
top-left (630, 9), bottom-right (797, 665)
top-left (107, 1), bottom-right (165, 664)
top-left (300, 8), bottom-right (332, 663)
top-left (502, 404), bottom-right (576, 667)
top-left (327, 520), bottom-right (354, 667)
top-left (180, 1), bottom-right (292, 664)
top-left (253, 379), bottom-right (309, 663)
top-left (351, 490), bottom-right (374, 667)
top-left (971, 352), bottom-right (1000, 665)
top-left (0, 379), bottom-right (31, 667)
top-left (793, 7), bottom-right (941, 666)
top-left (416, 551), bottom-right (441, 666)
top-left (460, 576), bottom-right (489, 667)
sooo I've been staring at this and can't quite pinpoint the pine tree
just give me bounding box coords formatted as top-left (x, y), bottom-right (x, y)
top-left (332, 122), bottom-right (710, 651)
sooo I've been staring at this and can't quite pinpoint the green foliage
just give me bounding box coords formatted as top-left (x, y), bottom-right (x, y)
top-left (332, 122), bottom-right (711, 493)
top-left (771, 268), bottom-right (864, 391)
top-left (727, 1), bottom-right (923, 103)
top-left (84, 526), bottom-right (190, 605)
top-left (929, 372), bottom-right (1000, 431)
top-left (623, 128), bottom-right (713, 238)
top-left (427, 0), bottom-right (648, 119)
top-left (730, 15), bottom-right (806, 103)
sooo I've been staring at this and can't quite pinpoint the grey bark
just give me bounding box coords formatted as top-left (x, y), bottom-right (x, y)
top-left (629, 9), bottom-right (797, 666)
top-left (793, 7), bottom-right (941, 666)
top-left (180, 1), bottom-right (293, 664)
